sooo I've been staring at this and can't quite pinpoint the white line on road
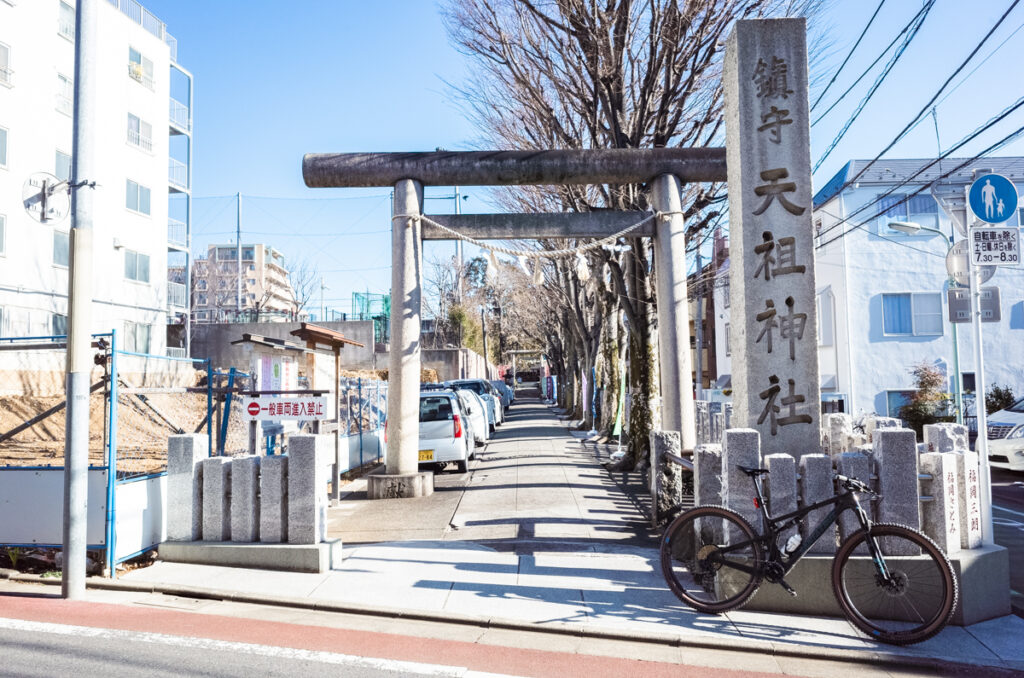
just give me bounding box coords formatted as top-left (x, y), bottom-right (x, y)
top-left (993, 504), bottom-right (1024, 520)
top-left (0, 617), bottom-right (521, 678)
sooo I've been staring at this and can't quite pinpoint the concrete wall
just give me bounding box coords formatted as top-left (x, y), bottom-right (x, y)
top-left (422, 348), bottom-right (497, 382)
top-left (190, 320), bottom-right (378, 371)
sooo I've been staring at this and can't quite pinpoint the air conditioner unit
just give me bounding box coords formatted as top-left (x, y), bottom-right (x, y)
top-left (129, 63), bottom-right (144, 80)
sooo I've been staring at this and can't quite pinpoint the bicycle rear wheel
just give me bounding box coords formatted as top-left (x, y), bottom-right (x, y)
top-left (660, 505), bottom-right (764, 613)
top-left (832, 523), bottom-right (957, 645)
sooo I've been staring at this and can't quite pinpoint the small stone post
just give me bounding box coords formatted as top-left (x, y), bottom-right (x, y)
top-left (287, 435), bottom-right (327, 544)
top-left (201, 457), bottom-right (231, 541)
top-left (650, 430), bottom-right (687, 526)
top-left (694, 444), bottom-right (723, 506)
top-left (836, 452), bottom-right (872, 543)
top-left (919, 452), bottom-right (961, 554)
top-left (957, 452), bottom-right (983, 549)
top-left (260, 455), bottom-right (287, 543)
top-left (167, 434), bottom-right (207, 542)
top-left (765, 453), bottom-right (797, 548)
top-left (230, 455), bottom-right (260, 543)
top-left (722, 429), bottom-right (761, 530)
top-left (923, 423), bottom-right (969, 453)
top-left (799, 454), bottom-right (835, 554)
top-left (875, 429), bottom-right (921, 555)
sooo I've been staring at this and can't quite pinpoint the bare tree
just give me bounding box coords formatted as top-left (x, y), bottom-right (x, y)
top-left (287, 256), bottom-right (319, 319)
top-left (444, 0), bottom-right (820, 468)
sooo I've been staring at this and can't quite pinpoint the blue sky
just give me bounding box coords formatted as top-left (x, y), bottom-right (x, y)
top-left (142, 0), bottom-right (1024, 317)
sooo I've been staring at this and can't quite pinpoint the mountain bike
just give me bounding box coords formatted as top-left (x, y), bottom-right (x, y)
top-left (660, 465), bottom-right (958, 645)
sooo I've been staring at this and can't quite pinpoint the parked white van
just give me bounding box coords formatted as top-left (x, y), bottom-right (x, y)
top-left (987, 397), bottom-right (1024, 472)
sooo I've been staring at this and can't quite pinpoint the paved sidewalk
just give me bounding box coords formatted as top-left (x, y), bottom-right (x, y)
top-left (109, 397), bottom-right (1024, 672)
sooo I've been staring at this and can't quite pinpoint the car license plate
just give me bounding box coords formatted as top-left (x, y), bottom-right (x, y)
top-left (418, 450), bottom-right (434, 462)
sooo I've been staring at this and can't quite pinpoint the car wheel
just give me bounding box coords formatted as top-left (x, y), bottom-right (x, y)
top-left (434, 462), bottom-right (447, 474)
top-left (456, 458), bottom-right (468, 474)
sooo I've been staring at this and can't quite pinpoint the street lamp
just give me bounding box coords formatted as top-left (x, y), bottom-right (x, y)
top-left (887, 220), bottom-right (964, 425)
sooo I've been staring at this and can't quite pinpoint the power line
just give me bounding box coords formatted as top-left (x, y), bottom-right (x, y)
top-left (813, 0), bottom-right (936, 172)
top-left (811, 1), bottom-right (931, 127)
top-left (810, 0), bottom-right (886, 112)
top-left (842, 0), bottom-right (1022, 190)
top-left (814, 90), bottom-right (1024, 244)
top-left (815, 121), bottom-right (1024, 251)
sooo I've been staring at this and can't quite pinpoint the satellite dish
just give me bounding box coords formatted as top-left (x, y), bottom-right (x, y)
top-left (22, 172), bottom-right (70, 224)
top-left (946, 240), bottom-right (994, 287)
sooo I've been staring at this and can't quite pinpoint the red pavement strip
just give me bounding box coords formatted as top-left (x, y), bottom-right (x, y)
top-left (0, 594), bottom-right (773, 678)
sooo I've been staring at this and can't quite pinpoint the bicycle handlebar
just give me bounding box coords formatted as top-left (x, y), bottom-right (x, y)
top-left (834, 473), bottom-right (875, 495)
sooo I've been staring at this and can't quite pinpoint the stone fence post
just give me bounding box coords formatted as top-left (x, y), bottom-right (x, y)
top-left (167, 434), bottom-right (207, 542)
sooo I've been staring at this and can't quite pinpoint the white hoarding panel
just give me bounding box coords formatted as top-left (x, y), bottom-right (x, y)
top-left (0, 469), bottom-right (107, 545)
top-left (114, 475), bottom-right (166, 561)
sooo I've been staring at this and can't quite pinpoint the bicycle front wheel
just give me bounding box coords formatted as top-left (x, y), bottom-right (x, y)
top-left (660, 505), bottom-right (764, 613)
top-left (832, 523), bottom-right (957, 645)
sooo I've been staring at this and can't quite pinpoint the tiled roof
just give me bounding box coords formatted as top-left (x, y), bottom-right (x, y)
top-left (813, 157), bottom-right (1024, 208)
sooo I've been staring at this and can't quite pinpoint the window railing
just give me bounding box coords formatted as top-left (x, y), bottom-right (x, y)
top-left (127, 129), bottom-right (153, 152)
top-left (56, 93), bottom-right (72, 116)
top-left (127, 62), bottom-right (154, 89)
top-left (0, 66), bottom-right (11, 87)
top-left (168, 158), bottom-right (188, 190)
top-left (165, 33), bottom-right (177, 63)
top-left (168, 218), bottom-right (187, 247)
top-left (167, 281), bottom-right (186, 308)
top-left (58, 18), bottom-right (75, 40)
top-left (167, 346), bottom-right (186, 358)
top-left (169, 98), bottom-right (190, 131)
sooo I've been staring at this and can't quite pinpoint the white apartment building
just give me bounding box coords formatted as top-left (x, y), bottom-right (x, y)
top-left (190, 243), bottom-right (297, 323)
top-left (0, 0), bottom-right (193, 356)
top-left (714, 157), bottom-right (1024, 420)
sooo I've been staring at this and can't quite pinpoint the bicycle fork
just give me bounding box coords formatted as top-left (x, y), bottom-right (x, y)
top-left (850, 494), bottom-right (898, 587)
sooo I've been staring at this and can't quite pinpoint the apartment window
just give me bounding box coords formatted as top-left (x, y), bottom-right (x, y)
top-left (196, 278), bottom-right (207, 290)
top-left (125, 179), bottom-right (151, 215)
top-left (53, 230), bottom-right (69, 267)
top-left (124, 249), bottom-right (150, 283)
top-left (0, 126), bottom-right (7, 168)
top-left (123, 321), bottom-right (151, 353)
top-left (0, 42), bottom-right (11, 87)
top-left (882, 292), bottom-right (943, 336)
top-left (877, 193), bottom-right (939, 235)
top-left (218, 279), bottom-right (227, 289)
top-left (0, 213), bottom-right (5, 255)
top-left (817, 290), bottom-right (834, 346)
top-left (58, 1), bottom-right (75, 41)
top-left (51, 313), bottom-right (68, 337)
top-left (216, 247), bottom-right (236, 260)
top-left (126, 113), bottom-right (153, 152)
top-left (242, 247), bottom-right (255, 260)
top-left (886, 390), bottom-right (915, 418)
top-left (961, 372), bottom-right (976, 393)
top-left (247, 278), bottom-right (256, 286)
top-left (55, 150), bottom-right (71, 182)
top-left (196, 293), bottom-right (208, 306)
top-left (128, 47), bottom-right (154, 89)
top-left (56, 73), bottom-right (73, 116)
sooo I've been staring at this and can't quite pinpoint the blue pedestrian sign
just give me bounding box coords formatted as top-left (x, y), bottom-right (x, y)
top-left (969, 173), bottom-right (1018, 224)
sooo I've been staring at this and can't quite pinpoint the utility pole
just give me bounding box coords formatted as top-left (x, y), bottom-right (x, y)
top-left (236, 193), bottom-right (242, 319)
top-left (455, 186), bottom-right (463, 304)
top-left (63, 0), bottom-right (98, 599)
top-left (320, 277), bottom-right (328, 322)
top-left (481, 307), bottom-right (489, 377)
top-left (694, 251), bottom-right (704, 401)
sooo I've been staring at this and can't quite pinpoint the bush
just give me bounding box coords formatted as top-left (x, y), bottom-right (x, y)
top-left (986, 384), bottom-right (1016, 415)
top-left (898, 362), bottom-right (949, 439)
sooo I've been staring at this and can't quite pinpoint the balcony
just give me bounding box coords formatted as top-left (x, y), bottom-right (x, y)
top-left (167, 346), bottom-right (186, 358)
top-left (58, 18), bottom-right (75, 41)
top-left (127, 62), bottom-right (154, 90)
top-left (127, 129), bottom-right (153, 152)
top-left (168, 158), bottom-right (188, 191)
top-left (167, 281), bottom-right (187, 309)
top-left (169, 98), bottom-right (190, 133)
top-left (168, 218), bottom-right (187, 248)
top-left (0, 66), bottom-right (11, 88)
top-left (56, 94), bottom-right (72, 117)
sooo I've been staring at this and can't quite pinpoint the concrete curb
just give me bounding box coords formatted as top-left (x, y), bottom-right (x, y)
top-left (1, 570), bottom-right (1015, 674)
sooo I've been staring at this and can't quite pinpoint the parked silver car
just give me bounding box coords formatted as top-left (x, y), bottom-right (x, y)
top-left (417, 390), bottom-right (470, 474)
top-left (447, 380), bottom-right (501, 432)
top-left (490, 379), bottom-right (514, 410)
top-left (453, 388), bottom-right (489, 451)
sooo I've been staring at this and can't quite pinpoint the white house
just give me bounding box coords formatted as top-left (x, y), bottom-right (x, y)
top-left (715, 157), bottom-right (1024, 420)
top-left (0, 0), bottom-right (193, 356)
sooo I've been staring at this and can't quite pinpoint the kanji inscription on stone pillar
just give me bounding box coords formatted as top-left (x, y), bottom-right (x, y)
top-left (724, 19), bottom-right (820, 457)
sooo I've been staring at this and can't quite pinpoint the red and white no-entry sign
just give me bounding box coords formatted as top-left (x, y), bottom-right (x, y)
top-left (242, 396), bottom-right (329, 421)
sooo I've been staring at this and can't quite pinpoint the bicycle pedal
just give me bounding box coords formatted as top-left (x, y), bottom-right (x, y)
top-left (778, 579), bottom-right (798, 597)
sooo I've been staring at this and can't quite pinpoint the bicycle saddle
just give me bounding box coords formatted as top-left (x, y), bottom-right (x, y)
top-left (737, 465), bottom-right (770, 476)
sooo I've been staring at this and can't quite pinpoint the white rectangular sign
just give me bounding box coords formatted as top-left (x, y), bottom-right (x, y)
top-left (971, 227), bottom-right (1020, 266)
top-left (243, 396), bottom-right (329, 421)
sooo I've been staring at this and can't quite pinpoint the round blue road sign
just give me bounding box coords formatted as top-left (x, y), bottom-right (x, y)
top-left (969, 173), bottom-right (1018, 224)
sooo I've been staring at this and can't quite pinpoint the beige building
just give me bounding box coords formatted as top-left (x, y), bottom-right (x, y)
top-left (189, 243), bottom-right (297, 323)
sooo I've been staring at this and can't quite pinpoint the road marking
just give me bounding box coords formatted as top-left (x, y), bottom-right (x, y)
top-left (993, 504), bottom-right (1024, 520)
top-left (0, 617), bottom-right (520, 678)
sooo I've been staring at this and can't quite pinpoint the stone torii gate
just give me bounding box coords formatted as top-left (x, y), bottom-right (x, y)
top-left (303, 18), bottom-right (818, 498)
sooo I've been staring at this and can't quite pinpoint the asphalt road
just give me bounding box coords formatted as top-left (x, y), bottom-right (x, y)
top-left (991, 468), bottom-right (1024, 617)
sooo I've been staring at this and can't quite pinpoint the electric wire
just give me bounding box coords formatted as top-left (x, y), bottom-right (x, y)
top-left (810, 0), bottom-right (886, 113)
top-left (813, 0), bottom-right (936, 172)
top-left (841, 0), bottom-right (1022, 190)
top-left (811, 1), bottom-right (931, 127)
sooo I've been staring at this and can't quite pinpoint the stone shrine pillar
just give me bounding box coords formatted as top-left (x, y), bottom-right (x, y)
top-left (723, 19), bottom-right (820, 458)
